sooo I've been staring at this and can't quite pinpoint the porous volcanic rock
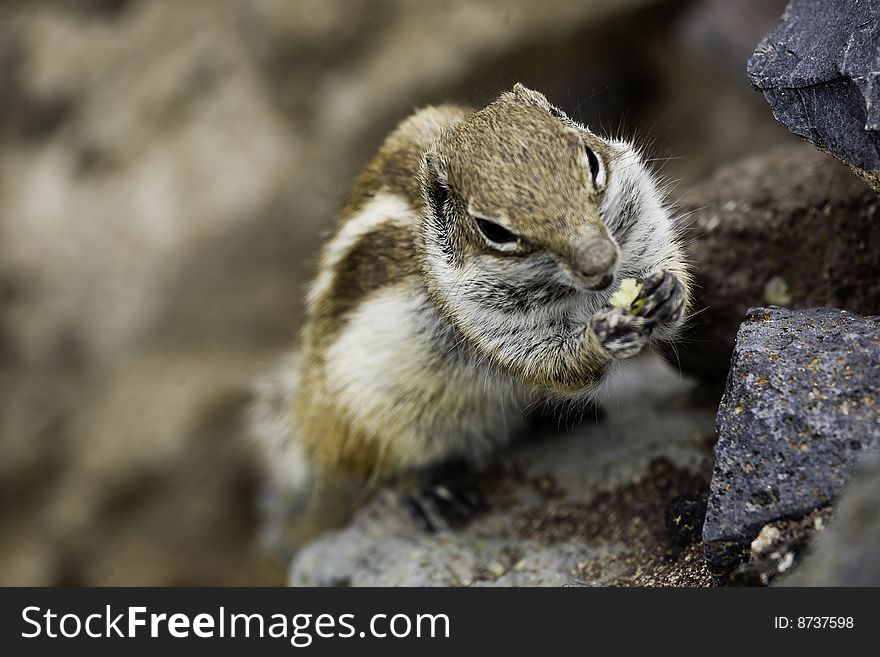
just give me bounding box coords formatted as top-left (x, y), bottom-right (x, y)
top-left (703, 306), bottom-right (880, 576)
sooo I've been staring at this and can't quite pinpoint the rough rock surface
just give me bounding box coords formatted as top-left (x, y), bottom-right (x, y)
top-left (703, 307), bottom-right (880, 576)
top-left (782, 452), bottom-right (880, 586)
top-left (677, 144), bottom-right (880, 387)
top-left (748, 0), bottom-right (880, 192)
top-left (290, 357), bottom-right (716, 587)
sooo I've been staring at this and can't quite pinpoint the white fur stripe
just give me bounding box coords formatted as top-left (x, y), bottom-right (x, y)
top-left (307, 192), bottom-right (414, 309)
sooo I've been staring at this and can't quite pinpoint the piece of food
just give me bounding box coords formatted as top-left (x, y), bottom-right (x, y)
top-left (608, 277), bottom-right (644, 314)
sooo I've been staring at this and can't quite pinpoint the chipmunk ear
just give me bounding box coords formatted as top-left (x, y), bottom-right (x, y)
top-left (512, 84), bottom-right (572, 123)
top-left (421, 151), bottom-right (460, 263)
top-left (512, 83), bottom-right (551, 108)
top-left (421, 151), bottom-right (451, 219)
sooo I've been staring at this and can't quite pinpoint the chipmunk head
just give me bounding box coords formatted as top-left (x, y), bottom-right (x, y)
top-left (420, 84), bottom-right (653, 320)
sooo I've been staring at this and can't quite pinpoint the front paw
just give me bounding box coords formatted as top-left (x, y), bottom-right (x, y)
top-left (590, 307), bottom-right (650, 360)
top-left (634, 270), bottom-right (685, 328)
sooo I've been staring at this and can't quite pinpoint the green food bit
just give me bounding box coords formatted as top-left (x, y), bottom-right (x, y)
top-left (609, 278), bottom-right (643, 313)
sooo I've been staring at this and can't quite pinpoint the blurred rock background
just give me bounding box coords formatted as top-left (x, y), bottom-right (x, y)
top-left (0, 0), bottom-right (795, 585)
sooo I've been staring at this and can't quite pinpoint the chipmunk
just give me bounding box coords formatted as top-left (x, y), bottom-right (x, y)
top-left (251, 84), bottom-right (690, 538)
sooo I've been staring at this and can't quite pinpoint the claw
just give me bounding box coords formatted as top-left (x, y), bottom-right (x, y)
top-left (401, 494), bottom-right (439, 532)
top-left (401, 462), bottom-right (486, 531)
top-left (590, 307), bottom-right (650, 360)
top-left (638, 270), bottom-right (667, 297)
top-left (635, 270), bottom-right (685, 327)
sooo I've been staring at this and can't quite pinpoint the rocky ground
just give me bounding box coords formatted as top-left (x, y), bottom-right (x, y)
top-left (291, 356), bottom-right (716, 587)
top-left (3, 0), bottom-right (879, 587)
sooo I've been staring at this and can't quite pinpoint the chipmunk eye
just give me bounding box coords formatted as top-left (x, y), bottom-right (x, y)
top-left (584, 145), bottom-right (601, 184)
top-left (475, 218), bottom-right (518, 246)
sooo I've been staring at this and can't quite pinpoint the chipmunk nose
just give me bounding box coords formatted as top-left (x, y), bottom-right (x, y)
top-left (573, 238), bottom-right (618, 283)
top-left (591, 273), bottom-right (615, 290)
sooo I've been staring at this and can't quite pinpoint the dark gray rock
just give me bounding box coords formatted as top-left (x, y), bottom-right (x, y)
top-left (748, 0), bottom-right (880, 192)
top-left (703, 306), bottom-right (880, 577)
top-left (676, 144), bottom-right (880, 388)
top-left (782, 452), bottom-right (880, 586)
